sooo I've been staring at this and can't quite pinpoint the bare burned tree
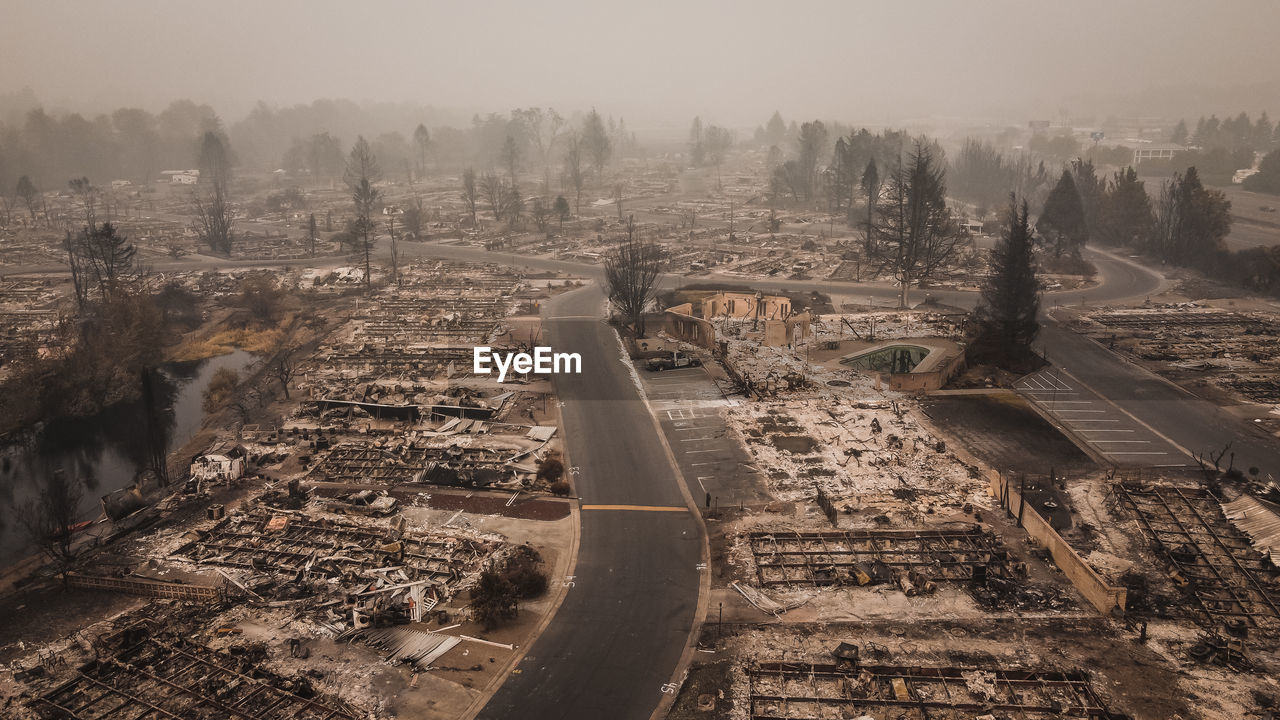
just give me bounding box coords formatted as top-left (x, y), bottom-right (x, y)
top-left (1194, 442), bottom-right (1235, 483)
top-left (19, 469), bottom-right (86, 577)
top-left (532, 197), bottom-right (551, 233)
top-left (461, 168), bottom-right (479, 226)
top-left (873, 140), bottom-right (965, 308)
top-left (68, 176), bottom-right (97, 227)
top-left (192, 132), bottom-right (235, 256)
top-left (604, 216), bottom-right (663, 337)
top-left (345, 136), bottom-right (382, 293)
top-left (270, 347), bottom-right (299, 400)
top-left (514, 107), bottom-right (566, 191)
top-left (192, 188), bottom-right (235, 256)
top-left (563, 131), bottom-right (586, 215)
top-left (65, 230), bottom-right (87, 310)
top-left (480, 170), bottom-right (505, 221)
top-left (16, 175), bottom-right (40, 223)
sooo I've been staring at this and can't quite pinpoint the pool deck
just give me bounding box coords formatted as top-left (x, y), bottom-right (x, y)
top-left (816, 337), bottom-right (962, 374)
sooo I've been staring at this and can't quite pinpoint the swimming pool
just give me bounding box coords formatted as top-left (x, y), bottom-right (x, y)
top-left (839, 344), bottom-right (932, 374)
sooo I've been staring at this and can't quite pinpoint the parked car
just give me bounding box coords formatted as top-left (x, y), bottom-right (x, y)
top-left (646, 351), bottom-right (702, 371)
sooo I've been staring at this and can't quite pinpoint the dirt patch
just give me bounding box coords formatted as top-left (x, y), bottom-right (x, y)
top-left (923, 393), bottom-right (1094, 475)
top-left (0, 584), bottom-right (144, 664)
top-left (403, 488), bottom-right (571, 521)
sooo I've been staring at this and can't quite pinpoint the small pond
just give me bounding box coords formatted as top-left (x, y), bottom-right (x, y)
top-left (0, 350), bottom-right (256, 567)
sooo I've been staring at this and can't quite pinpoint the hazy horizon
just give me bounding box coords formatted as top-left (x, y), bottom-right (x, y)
top-left (5, 0), bottom-right (1280, 135)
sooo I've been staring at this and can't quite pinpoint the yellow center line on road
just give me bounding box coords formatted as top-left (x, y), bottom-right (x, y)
top-left (580, 504), bottom-right (689, 513)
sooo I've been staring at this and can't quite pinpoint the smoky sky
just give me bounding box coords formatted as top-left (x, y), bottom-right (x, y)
top-left (4, 0), bottom-right (1280, 128)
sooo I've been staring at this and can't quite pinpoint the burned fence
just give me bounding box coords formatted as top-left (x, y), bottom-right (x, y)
top-left (1115, 484), bottom-right (1280, 630)
top-left (748, 528), bottom-right (1018, 589)
top-left (747, 661), bottom-right (1127, 720)
top-left (34, 620), bottom-right (356, 720)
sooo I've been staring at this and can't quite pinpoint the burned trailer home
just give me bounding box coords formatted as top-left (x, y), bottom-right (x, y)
top-left (746, 660), bottom-right (1127, 720)
top-left (745, 527), bottom-right (1033, 602)
top-left (175, 508), bottom-right (498, 616)
top-left (32, 618), bottom-right (359, 720)
top-left (282, 260), bottom-right (566, 494)
top-left (1113, 483), bottom-right (1280, 632)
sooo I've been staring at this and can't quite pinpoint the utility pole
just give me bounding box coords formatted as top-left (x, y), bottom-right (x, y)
top-left (389, 216), bottom-right (399, 286)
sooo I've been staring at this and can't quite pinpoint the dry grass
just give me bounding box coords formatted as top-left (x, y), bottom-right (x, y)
top-left (167, 312), bottom-right (295, 362)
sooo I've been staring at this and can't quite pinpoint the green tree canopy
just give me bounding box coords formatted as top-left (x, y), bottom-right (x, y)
top-left (1036, 170), bottom-right (1088, 256)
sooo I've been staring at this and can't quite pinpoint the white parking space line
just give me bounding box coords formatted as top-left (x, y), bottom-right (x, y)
top-left (684, 449), bottom-right (721, 454)
top-left (1077, 429), bottom-right (1135, 433)
top-left (1031, 400), bottom-right (1093, 404)
top-left (674, 426), bottom-right (720, 431)
top-left (681, 437), bottom-right (716, 442)
top-left (1092, 440), bottom-right (1151, 444)
top-left (1107, 451), bottom-right (1170, 455)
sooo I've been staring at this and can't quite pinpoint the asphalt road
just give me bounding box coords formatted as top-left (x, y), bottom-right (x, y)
top-left (476, 284), bottom-right (701, 720)
top-left (1, 236), bottom-right (1161, 308)
top-left (1015, 366), bottom-right (1189, 467)
top-left (1039, 323), bottom-right (1280, 479)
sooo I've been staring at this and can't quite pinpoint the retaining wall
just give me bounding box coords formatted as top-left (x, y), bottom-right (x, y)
top-left (989, 471), bottom-right (1127, 615)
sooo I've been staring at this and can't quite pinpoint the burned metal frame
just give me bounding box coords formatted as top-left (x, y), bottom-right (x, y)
top-left (1088, 311), bottom-right (1271, 331)
top-left (310, 443), bottom-right (511, 485)
top-left (178, 510), bottom-right (491, 593)
top-left (747, 662), bottom-right (1126, 719)
top-left (35, 621), bottom-right (355, 720)
top-left (1115, 484), bottom-right (1280, 630)
top-left (748, 528), bottom-right (1007, 587)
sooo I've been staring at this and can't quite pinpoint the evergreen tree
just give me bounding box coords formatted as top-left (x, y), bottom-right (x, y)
top-left (1097, 167), bottom-right (1153, 247)
top-left (860, 158), bottom-right (880, 254)
top-left (344, 136), bottom-right (382, 293)
top-left (582, 108), bottom-right (612, 178)
top-left (1036, 170), bottom-right (1088, 256)
top-left (1170, 119), bottom-right (1189, 146)
top-left (1151, 166), bottom-right (1231, 263)
top-left (971, 195), bottom-right (1040, 368)
top-left (1177, 167), bottom-right (1230, 260)
top-left (1243, 150), bottom-right (1280, 195)
top-left (1070, 158), bottom-right (1103, 240)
